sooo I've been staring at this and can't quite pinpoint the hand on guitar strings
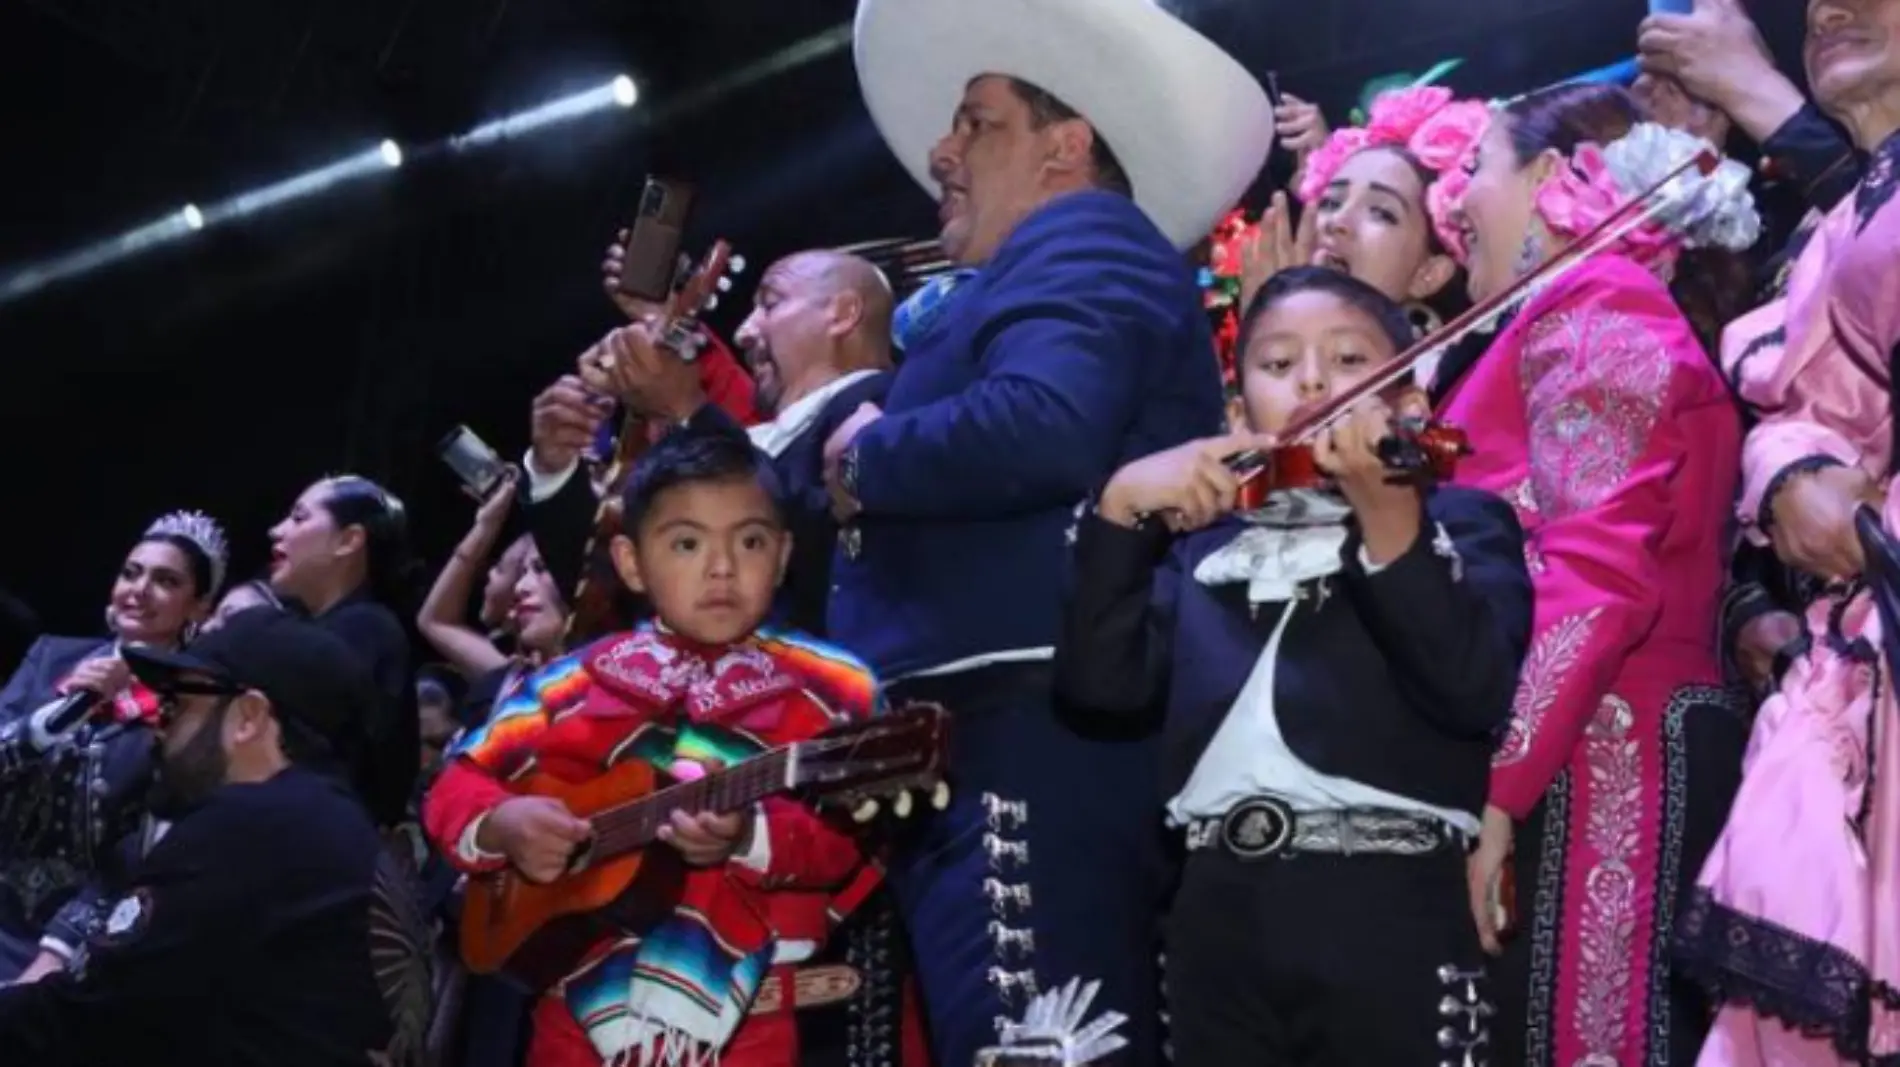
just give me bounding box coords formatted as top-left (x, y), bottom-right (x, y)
top-left (659, 809), bottom-right (754, 867)
top-left (480, 796), bottom-right (593, 885)
top-left (655, 757), bottom-right (755, 867)
top-left (578, 323), bottom-right (706, 424)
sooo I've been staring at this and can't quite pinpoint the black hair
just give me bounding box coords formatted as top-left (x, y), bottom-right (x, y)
top-left (141, 534), bottom-right (216, 599)
top-left (618, 421), bottom-right (785, 535)
top-left (1006, 78), bottom-right (1134, 199)
top-left (1501, 82), bottom-right (1748, 353)
top-left (319, 476), bottom-right (422, 612)
top-left (1239, 265), bottom-right (1417, 358)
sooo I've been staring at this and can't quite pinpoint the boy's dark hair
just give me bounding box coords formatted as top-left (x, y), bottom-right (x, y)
top-left (1239, 265), bottom-right (1417, 358)
top-left (619, 420), bottom-right (785, 534)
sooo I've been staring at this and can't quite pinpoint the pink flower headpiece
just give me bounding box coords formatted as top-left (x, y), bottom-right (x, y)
top-left (1534, 143), bottom-right (1678, 273)
top-left (1533, 125), bottom-right (1763, 275)
top-left (1297, 86), bottom-right (1490, 260)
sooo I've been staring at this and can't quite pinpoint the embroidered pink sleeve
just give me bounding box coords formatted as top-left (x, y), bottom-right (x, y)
top-left (1489, 279), bottom-right (1697, 819)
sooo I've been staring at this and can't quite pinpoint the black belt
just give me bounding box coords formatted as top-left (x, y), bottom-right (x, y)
top-left (1183, 797), bottom-right (1469, 860)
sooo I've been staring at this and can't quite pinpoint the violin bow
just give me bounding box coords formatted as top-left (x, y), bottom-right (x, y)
top-left (1228, 147), bottom-right (1721, 477)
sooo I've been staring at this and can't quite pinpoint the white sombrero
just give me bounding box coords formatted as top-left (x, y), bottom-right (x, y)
top-left (854, 0), bottom-right (1274, 251)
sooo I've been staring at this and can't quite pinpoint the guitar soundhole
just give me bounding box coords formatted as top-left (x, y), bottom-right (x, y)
top-left (567, 835), bottom-right (597, 874)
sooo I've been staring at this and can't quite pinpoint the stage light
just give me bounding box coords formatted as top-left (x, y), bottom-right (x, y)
top-left (380, 139), bottom-right (404, 168)
top-left (448, 75), bottom-right (641, 151)
top-left (0, 206), bottom-right (208, 303)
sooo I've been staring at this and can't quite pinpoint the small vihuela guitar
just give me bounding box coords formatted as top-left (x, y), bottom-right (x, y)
top-left (460, 703), bottom-right (948, 990)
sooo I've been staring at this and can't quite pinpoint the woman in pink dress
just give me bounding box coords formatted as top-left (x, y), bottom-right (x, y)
top-left (1678, 2), bottom-right (1900, 1062)
top-left (1431, 82), bottom-right (1762, 1065)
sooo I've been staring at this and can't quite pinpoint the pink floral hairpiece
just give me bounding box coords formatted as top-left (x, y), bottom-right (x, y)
top-left (1296, 86), bottom-right (1490, 259)
top-left (1533, 124), bottom-right (1763, 275)
top-left (1534, 143), bottom-right (1679, 274)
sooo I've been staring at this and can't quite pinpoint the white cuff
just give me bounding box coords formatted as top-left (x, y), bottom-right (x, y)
top-left (523, 450), bottom-right (581, 504)
top-left (37, 937), bottom-right (75, 964)
top-left (732, 807), bottom-right (772, 873)
top-left (457, 814), bottom-right (508, 865)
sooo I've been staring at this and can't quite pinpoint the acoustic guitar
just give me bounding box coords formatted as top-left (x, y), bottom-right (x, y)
top-left (460, 703), bottom-right (948, 990)
top-left (565, 240), bottom-right (738, 645)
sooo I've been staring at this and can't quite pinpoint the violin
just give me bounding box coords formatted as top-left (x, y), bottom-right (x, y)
top-left (1218, 144), bottom-right (1721, 515)
top-left (1228, 419), bottom-right (1472, 512)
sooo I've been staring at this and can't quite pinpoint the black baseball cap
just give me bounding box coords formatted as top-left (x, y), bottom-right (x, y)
top-left (123, 605), bottom-right (376, 747)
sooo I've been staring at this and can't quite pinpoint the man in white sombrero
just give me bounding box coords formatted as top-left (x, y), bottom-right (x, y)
top-left (821, 2), bottom-right (1271, 1065)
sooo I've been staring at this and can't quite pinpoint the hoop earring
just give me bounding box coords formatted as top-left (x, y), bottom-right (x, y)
top-left (1403, 302), bottom-right (1443, 340)
top-left (180, 620), bottom-right (201, 645)
top-left (1512, 231), bottom-right (1546, 279)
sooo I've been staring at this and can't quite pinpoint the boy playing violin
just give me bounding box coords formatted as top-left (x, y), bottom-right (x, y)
top-left (423, 422), bottom-right (881, 1067)
top-left (1053, 267), bottom-right (1533, 1065)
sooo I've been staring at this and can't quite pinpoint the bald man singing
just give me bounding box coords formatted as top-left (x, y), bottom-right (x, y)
top-left (525, 248), bottom-right (895, 637)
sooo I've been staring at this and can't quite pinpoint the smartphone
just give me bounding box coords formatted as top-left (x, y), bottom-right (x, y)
top-left (437, 425), bottom-right (507, 499)
top-left (1648, 0), bottom-right (1692, 12)
top-left (614, 177), bottom-right (695, 303)
top-left (1264, 70), bottom-right (1285, 110)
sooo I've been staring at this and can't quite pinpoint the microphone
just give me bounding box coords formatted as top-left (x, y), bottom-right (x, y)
top-left (26, 689), bottom-right (106, 751)
top-left (0, 689), bottom-right (103, 781)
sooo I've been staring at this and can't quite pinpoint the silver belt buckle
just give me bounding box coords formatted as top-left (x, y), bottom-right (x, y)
top-left (1219, 797), bottom-right (1294, 859)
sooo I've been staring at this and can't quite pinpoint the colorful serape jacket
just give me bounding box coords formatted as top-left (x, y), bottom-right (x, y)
top-left (423, 623), bottom-right (883, 1064)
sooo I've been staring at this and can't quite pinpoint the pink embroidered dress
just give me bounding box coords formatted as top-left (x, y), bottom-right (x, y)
top-left (1681, 134), bottom-right (1900, 1067)
top-left (1436, 249), bottom-right (1743, 1065)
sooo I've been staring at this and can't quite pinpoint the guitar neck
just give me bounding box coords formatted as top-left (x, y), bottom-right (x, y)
top-left (587, 746), bottom-right (797, 858)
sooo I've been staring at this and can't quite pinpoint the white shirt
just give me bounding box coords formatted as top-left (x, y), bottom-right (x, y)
top-left (1163, 508), bottom-right (1479, 837)
top-left (747, 369), bottom-right (880, 458)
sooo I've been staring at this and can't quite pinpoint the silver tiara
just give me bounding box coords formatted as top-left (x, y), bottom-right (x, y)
top-left (976, 979), bottom-right (1129, 1067)
top-left (145, 509), bottom-right (230, 594)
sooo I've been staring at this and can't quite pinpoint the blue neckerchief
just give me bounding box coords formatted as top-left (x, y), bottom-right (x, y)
top-left (892, 269), bottom-right (978, 355)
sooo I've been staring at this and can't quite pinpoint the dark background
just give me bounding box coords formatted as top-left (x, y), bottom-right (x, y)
top-left (0, 0), bottom-right (1811, 638)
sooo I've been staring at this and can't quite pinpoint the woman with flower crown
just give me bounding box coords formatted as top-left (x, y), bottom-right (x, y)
top-left (0, 509), bottom-right (229, 983)
top-left (1423, 81), bottom-right (1763, 1065)
top-left (1200, 87), bottom-right (1481, 400)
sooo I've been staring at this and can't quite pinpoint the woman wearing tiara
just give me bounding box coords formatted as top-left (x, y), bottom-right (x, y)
top-left (267, 475), bottom-right (421, 828)
top-left (1430, 82), bottom-right (1762, 1065)
top-left (0, 509), bottom-right (229, 982)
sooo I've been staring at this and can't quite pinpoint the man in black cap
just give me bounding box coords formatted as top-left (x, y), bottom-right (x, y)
top-left (0, 605), bottom-right (429, 1066)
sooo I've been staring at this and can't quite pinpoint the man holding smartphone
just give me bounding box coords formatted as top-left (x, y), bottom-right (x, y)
top-left (523, 243), bottom-right (895, 639)
top-left (816, 2), bottom-right (1273, 1065)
